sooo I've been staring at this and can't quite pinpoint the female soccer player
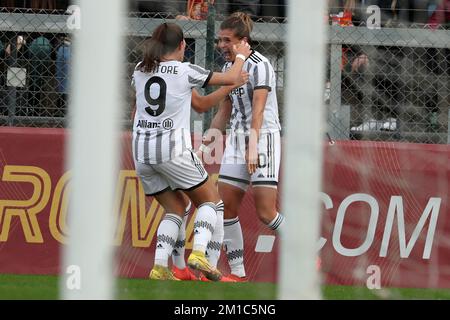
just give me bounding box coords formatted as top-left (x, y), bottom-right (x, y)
top-left (131, 22), bottom-right (251, 281)
top-left (197, 12), bottom-right (285, 281)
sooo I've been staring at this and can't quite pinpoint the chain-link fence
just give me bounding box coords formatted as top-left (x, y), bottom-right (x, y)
top-left (328, 22), bottom-right (450, 144)
top-left (0, 7), bottom-right (449, 143)
top-left (0, 8), bottom-right (71, 127)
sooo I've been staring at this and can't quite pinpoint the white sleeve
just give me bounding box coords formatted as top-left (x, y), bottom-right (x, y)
top-left (253, 61), bottom-right (272, 91)
top-left (187, 63), bottom-right (213, 88)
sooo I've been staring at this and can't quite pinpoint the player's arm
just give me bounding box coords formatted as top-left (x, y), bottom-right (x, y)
top-left (191, 86), bottom-right (231, 113)
top-left (247, 88), bottom-right (268, 174)
top-left (208, 97), bottom-right (232, 135)
top-left (207, 41), bottom-right (251, 86)
top-left (192, 72), bottom-right (248, 113)
top-left (197, 97), bottom-right (232, 157)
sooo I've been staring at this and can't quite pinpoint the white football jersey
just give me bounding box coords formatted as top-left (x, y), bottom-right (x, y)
top-left (132, 60), bottom-right (212, 164)
top-left (222, 51), bottom-right (281, 134)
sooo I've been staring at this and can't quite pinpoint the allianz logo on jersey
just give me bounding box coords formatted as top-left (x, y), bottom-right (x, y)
top-left (136, 119), bottom-right (173, 130)
top-left (230, 87), bottom-right (245, 97)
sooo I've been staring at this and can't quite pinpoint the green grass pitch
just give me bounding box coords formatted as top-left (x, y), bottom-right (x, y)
top-left (0, 274), bottom-right (449, 300)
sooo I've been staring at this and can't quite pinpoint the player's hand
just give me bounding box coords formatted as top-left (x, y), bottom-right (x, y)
top-left (223, 71), bottom-right (249, 91)
top-left (236, 71), bottom-right (249, 87)
top-left (233, 40), bottom-right (251, 59)
top-left (246, 143), bottom-right (258, 175)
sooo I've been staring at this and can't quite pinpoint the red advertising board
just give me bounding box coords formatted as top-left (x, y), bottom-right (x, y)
top-left (0, 127), bottom-right (449, 288)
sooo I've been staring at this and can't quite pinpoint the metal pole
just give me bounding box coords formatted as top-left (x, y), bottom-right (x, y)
top-left (203, 0), bottom-right (216, 132)
top-left (61, 0), bottom-right (124, 299)
top-left (279, 0), bottom-right (326, 299)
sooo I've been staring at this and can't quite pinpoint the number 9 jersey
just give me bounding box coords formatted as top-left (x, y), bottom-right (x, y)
top-left (131, 61), bottom-right (212, 164)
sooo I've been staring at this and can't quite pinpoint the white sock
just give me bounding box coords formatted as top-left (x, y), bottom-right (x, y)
top-left (154, 213), bottom-right (182, 267)
top-left (267, 212), bottom-right (285, 233)
top-left (192, 202), bottom-right (217, 253)
top-left (223, 217), bottom-right (246, 277)
top-left (206, 200), bottom-right (224, 268)
top-left (172, 202), bottom-right (192, 269)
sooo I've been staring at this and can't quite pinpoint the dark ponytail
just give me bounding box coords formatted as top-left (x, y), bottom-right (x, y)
top-left (220, 12), bottom-right (253, 44)
top-left (140, 23), bottom-right (184, 73)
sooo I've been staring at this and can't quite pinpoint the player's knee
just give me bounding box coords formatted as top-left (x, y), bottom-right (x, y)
top-left (256, 206), bottom-right (276, 225)
top-left (257, 214), bottom-right (273, 225)
top-left (163, 205), bottom-right (186, 217)
top-left (223, 206), bottom-right (239, 219)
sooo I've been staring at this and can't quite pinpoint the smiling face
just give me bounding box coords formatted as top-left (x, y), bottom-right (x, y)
top-left (218, 28), bottom-right (245, 62)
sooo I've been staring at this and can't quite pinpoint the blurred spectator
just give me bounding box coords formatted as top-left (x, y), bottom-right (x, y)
top-left (358, 0), bottom-right (432, 27)
top-left (0, 40), bottom-right (5, 113)
top-left (129, 0), bottom-right (186, 17)
top-left (259, 0), bottom-right (285, 20)
top-left (31, 0), bottom-right (56, 9)
top-left (364, 0), bottom-right (400, 26)
top-left (425, 1), bottom-right (449, 131)
top-left (0, 0), bottom-right (69, 10)
top-left (329, 0), bottom-right (355, 26)
top-left (229, 0), bottom-right (261, 17)
top-left (328, 1), bottom-right (369, 72)
top-left (348, 44), bottom-right (402, 133)
top-left (4, 35), bottom-right (28, 120)
top-left (183, 0), bottom-right (261, 20)
top-left (28, 35), bottom-right (51, 114)
top-left (173, 0), bottom-right (210, 20)
top-left (186, 0), bottom-right (209, 20)
top-left (328, 1), bottom-right (406, 133)
top-left (5, 35), bottom-right (28, 88)
top-left (0, 0), bottom-right (14, 7)
top-left (130, 0), bottom-right (262, 18)
top-left (428, 0), bottom-right (450, 29)
top-left (398, 0), bottom-right (430, 25)
top-left (56, 36), bottom-right (71, 116)
top-left (0, 41), bottom-right (4, 79)
top-left (426, 0), bottom-right (450, 75)
top-left (350, 52), bottom-right (369, 72)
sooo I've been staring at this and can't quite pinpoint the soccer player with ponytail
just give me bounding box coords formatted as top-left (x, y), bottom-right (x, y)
top-left (197, 12), bottom-right (285, 281)
top-left (131, 22), bottom-right (251, 281)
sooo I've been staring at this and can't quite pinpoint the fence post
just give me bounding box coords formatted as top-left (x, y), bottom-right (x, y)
top-left (191, 38), bottom-right (207, 125)
top-left (328, 43), bottom-right (350, 140)
top-left (202, 0), bottom-right (216, 132)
